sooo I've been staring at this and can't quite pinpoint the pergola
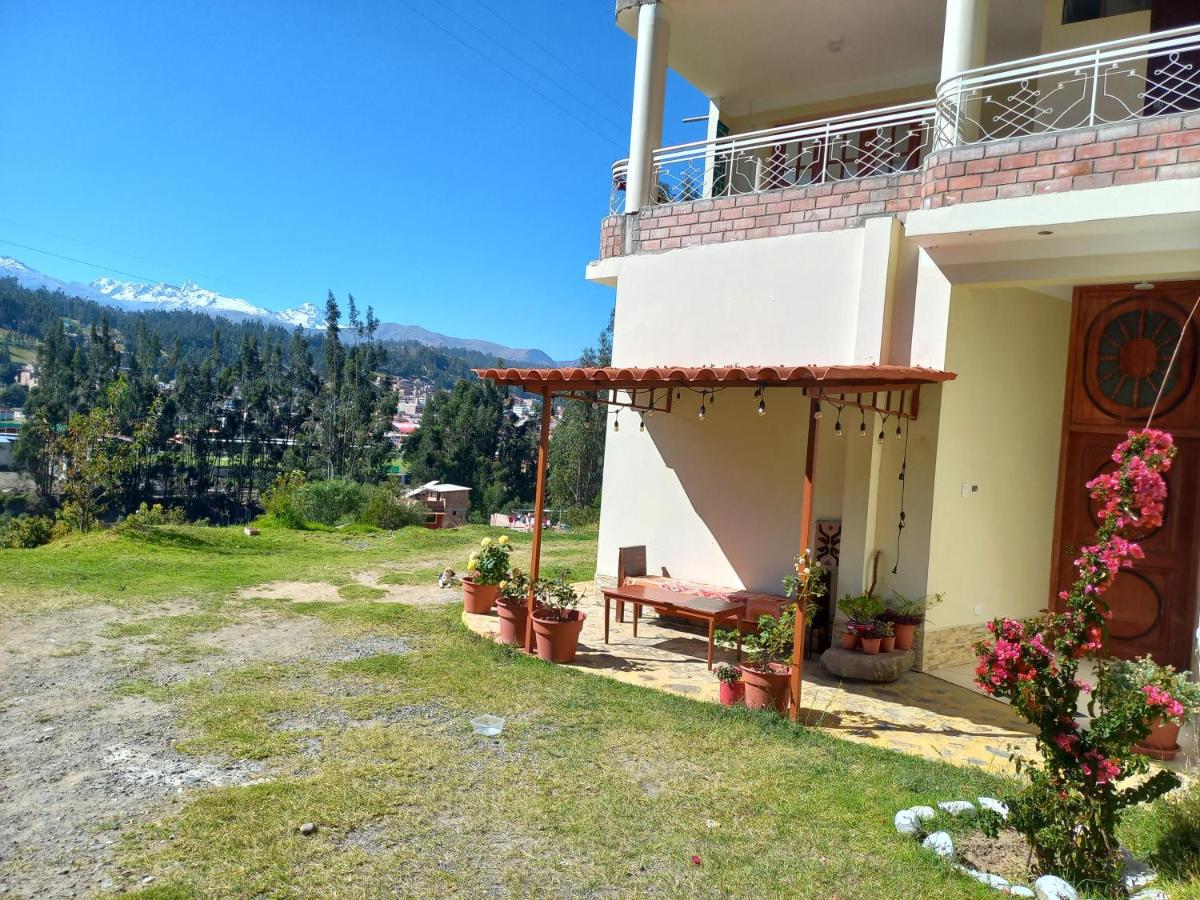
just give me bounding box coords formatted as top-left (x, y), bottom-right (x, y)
top-left (473, 363), bottom-right (956, 720)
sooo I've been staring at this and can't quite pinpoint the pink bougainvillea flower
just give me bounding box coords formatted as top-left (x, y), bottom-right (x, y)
top-left (690, 855), bottom-right (701, 866)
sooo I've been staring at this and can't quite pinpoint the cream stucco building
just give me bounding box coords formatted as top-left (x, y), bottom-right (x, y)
top-left (573, 0), bottom-right (1200, 674)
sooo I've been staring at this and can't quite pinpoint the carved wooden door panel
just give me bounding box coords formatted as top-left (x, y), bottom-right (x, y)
top-left (1052, 282), bottom-right (1200, 667)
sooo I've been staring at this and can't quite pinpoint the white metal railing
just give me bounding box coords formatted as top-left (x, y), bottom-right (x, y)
top-left (608, 25), bottom-right (1200, 214)
top-left (609, 101), bottom-right (936, 213)
top-left (935, 23), bottom-right (1200, 147)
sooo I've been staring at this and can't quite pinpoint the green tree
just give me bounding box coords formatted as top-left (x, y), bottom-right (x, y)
top-left (55, 378), bottom-right (161, 531)
top-left (547, 311), bottom-right (613, 513)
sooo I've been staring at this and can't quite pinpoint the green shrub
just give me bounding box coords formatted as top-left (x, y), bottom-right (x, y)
top-left (262, 471), bottom-right (307, 529)
top-left (119, 502), bottom-right (187, 530)
top-left (356, 486), bottom-right (425, 530)
top-left (292, 478), bottom-right (368, 527)
top-left (0, 514), bottom-right (55, 549)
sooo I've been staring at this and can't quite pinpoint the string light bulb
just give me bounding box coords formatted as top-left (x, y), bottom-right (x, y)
top-left (877, 428), bottom-right (886, 444)
top-left (613, 410), bottom-right (620, 432)
top-left (834, 412), bottom-right (843, 436)
top-left (639, 414), bottom-right (645, 432)
top-left (698, 401), bottom-right (706, 421)
top-left (813, 399), bottom-right (822, 420)
top-left (859, 410), bottom-right (867, 436)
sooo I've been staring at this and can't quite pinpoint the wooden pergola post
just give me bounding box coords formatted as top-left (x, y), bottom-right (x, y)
top-left (524, 387), bottom-right (554, 654)
top-left (790, 396), bottom-right (819, 721)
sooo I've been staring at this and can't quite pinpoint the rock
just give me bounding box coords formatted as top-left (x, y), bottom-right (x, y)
top-left (1121, 849), bottom-right (1158, 892)
top-left (971, 871), bottom-right (1010, 889)
top-left (819, 646), bottom-right (915, 682)
top-left (1007, 888), bottom-right (1035, 898)
top-left (922, 831), bottom-right (955, 861)
top-left (894, 809), bottom-right (920, 835)
top-left (938, 800), bottom-right (977, 817)
top-left (910, 805), bottom-right (936, 822)
top-left (978, 796), bottom-right (1009, 818)
top-left (1129, 890), bottom-right (1167, 900)
top-left (298, 822), bottom-right (317, 835)
top-left (1033, 875), bottom-right (1078, 900)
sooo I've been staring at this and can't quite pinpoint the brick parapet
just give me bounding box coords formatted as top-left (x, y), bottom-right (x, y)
top-left (596, 112), bottom-right (1200, 260)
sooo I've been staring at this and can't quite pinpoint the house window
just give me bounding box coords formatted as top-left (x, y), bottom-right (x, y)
top-left (1062, 0), bottom-right (1149, 24)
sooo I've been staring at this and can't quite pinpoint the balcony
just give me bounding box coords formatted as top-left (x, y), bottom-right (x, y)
top-left (603, 24), bottom-right (1200, 256)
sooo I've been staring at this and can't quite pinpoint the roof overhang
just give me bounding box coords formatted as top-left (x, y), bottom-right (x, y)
top-left (474, 364), bottom-right (955, 395)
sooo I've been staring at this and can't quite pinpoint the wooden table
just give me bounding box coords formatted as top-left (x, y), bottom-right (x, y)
top-left (601, 584), bottom-right (744, 669)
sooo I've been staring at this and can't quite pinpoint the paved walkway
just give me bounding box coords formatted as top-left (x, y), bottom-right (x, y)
top-left (463, 585), bottom-right (1038, 774)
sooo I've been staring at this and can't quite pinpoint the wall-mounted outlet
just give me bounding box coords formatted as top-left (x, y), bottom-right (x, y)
top-left (961, 482), bottom-right (980, 497)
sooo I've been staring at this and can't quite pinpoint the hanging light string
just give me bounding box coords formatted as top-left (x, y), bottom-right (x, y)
top-left (892, 417), bottom-right (911, 575)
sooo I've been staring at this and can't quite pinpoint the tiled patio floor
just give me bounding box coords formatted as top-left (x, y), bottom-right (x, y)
top-left (463, 585), bottom-right (1038, 774)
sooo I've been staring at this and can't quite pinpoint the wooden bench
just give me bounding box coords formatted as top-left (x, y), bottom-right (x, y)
top-left (601, 583), bottom-right (744, 669)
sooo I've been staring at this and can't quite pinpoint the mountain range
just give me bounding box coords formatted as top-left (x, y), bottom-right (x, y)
top-left (0, 256), bottom-right (556, 365)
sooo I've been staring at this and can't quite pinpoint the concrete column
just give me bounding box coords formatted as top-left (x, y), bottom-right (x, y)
top-left (626, 2), bottom-right (669, 214)
top-left (702, 98), bottom-right (721, 199)
top-left (940, 0), bottom-right (990, 81)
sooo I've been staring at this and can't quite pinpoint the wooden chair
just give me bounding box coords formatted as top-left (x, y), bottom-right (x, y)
top-left (615, 545), bottom-right (647, 623)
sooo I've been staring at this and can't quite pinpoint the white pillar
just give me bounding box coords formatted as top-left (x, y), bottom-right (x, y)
top-left (702, 98), bottom-right (722, 199)
top-left (940, 0), bottom-right (990, 81)
top-left (626, 2), bottom-right (669, 214)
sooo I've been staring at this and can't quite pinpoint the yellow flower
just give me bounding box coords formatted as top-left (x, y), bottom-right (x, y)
top-left (468, 556), bottom-right (479, 570)
top-left (498, 580), bottom-right (509, 590)
top-left (498, 535), bottom-right (510, 545)
top-left (481, 537), bottom-right (492, 547)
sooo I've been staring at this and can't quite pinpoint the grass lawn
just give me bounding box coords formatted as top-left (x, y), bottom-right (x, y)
top-left (1, 522), bottom-right (1195, 898)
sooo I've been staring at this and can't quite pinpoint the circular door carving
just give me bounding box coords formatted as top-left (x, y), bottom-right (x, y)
top-left (1083, 296), bottom-right (1196, 421)
top-left (1105, 570), bottom-right (1163, 642)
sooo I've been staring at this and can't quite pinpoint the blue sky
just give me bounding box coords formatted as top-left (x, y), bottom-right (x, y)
top-left (0, 1), bottom-right (703, 359)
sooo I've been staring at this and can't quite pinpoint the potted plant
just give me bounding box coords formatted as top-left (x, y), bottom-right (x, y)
top-left (462, 536), bottom-right (511, 614)
top-left (495, 567), bottom-right (532, 646)
top-left (531, 573), bottom-right (587, 663)
top-left (737, 605), bottom-right (798, 713)
top-left (782, 552), bottom-right (828, 654)
top-left (859, 621), bottom-right (884, 655)
top-left (840, 626), bottom-right (858, 651)
top-left (883, 590), bottom-right (943, 651)
top-left (1108, 656), bottom-right (1200, 762)
top-left (876, 619), bottom-right (896, 653)
top-left (837, 593), bottom-right (884, 651)
top-left (714, 663), bottom-right (744, 707)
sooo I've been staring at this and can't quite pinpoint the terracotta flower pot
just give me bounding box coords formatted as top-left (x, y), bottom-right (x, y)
top-left (840, 631), bottom-right (858, 650)
top-left (741, 662), bottom-right (791, 713)
top-left (880, 635), bottom-right (896, 653)
top-left (718, 680), bottom-right (745, 707)
top-left (495, 597), bottom-right (529, 645)
top-left (1134, 719), bottom-right (1182, 761)
top-left (532, 610), bottom-right (587, 663)
top-left (860, 637), bottom-right (882, 655)
top-left (462, 578), bottom-right (499, 614)
top-left (893, 622), bottom-right (917, 651)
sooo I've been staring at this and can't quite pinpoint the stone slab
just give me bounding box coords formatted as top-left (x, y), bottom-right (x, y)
top-left (820, 646), bottom-right (915, 682)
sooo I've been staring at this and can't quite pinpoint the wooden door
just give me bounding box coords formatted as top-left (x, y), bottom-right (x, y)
top-left (1051, 282), bottom-right (1200, 667)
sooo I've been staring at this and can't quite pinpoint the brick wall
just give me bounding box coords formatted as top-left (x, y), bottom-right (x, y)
top-left (921, 112), bottom-right (1200, 209)
top-left (597, 112), bottom-right (1200, 260)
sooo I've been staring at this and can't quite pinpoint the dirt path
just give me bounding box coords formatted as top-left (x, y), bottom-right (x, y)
top-left (0, 597), bottom-right (364, 897)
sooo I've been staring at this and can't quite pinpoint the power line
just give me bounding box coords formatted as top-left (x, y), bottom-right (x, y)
top-left (0, 216), bottom-right (304, 307)
top-left (0, 237), bottom-right (310, 312)
top-left (437, 1), bottom-right (628, 133)
top-left (465, 0), bottom-right (632, 114)
top-left (393, 0), bottom-right (626, 151)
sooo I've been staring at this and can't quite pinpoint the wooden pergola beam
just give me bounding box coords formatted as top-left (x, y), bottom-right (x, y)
top-left (790, 397), bottom-right (819, 721)
top-left (523, 387), bottom-right (553, 654)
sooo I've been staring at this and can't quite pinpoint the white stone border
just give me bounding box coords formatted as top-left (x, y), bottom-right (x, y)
top-left (894, 798), bottom-right (1166, 899)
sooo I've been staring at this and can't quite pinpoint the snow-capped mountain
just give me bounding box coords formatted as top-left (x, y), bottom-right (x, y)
top-left (1, 257), bottom-right (556, 364)
top-left (91, 277), bottom-right (321, 329)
